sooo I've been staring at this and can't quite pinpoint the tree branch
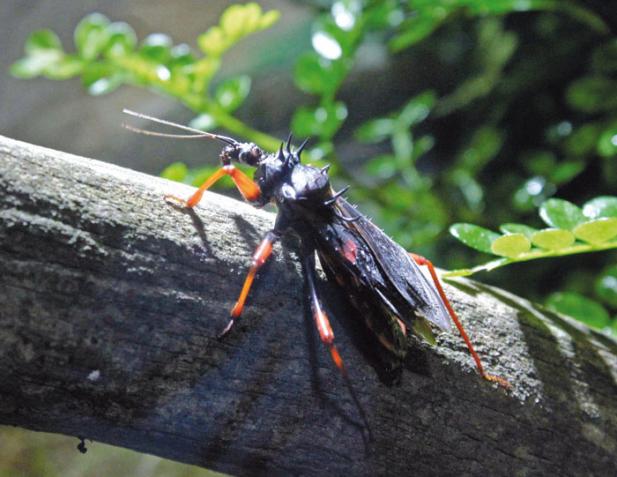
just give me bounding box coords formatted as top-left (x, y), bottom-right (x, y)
top-left (0, 135), bottom-right (616, 475)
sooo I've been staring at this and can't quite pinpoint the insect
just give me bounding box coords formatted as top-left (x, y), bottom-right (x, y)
top-left (124, 109), bottom-right (509, 422)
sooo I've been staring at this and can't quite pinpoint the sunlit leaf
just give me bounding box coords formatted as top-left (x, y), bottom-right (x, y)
top-left (583, 196), bottom-right (617, 219)
top-left (530, 228), bottom-right (575, 250)
top-left (539, 198), bottom-right (585, 229)
top-left (25, 29), bottom-right (62, 54)
top-left (74, 13), bottom-right (111, 61)
top-left (198, 27), bottom-right (226, 57)
top-left (294, 52), bottom-right (345, 95)
top-left (291, 102), bottom-right (347, 139)
top-left (104, 22), bottom-right (137, 58)
top-left (490, 233), bottom-right (531, 258)
top-left (573, 218), bottom-right (617, 244)
top-left (546, 292), bottom-right (610, 329)
top-left (449, 223), bottom-right (500, 254)
top-left (215, 75), bottom-right (251, 112)
top-left (139, 33), bottom-right (172, 63)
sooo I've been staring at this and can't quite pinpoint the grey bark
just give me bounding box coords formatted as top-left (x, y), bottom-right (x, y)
top-left (0, 135), bottom-right (616, 476)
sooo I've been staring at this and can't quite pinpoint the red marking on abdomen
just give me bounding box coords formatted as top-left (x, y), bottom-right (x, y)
top-left (343, 239), bottom-right (357, 263)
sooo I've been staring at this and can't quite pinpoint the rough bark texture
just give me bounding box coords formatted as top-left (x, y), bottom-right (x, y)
top-left (0, 135), bottom-right (616, 476)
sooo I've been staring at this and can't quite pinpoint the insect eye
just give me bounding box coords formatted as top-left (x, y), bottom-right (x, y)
top-left (238, 144), bottom-right (261, 165)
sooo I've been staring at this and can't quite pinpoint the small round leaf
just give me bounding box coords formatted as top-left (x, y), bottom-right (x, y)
top-left (573, 218), bottom-right (617, 244)
top-left (546, 292), bottom-right (610, 329)
top-left (25, 29), bottom-right (62, 54)
top-left (449, 224), bottom-right (500, 254)
top-left (490, 233), bottom-right (531, 258)
top-left (539, 198), bottom-right (585, 229)
top-left (583, 196), bottom-right (617, 219)
top-left (74, 13), bottom-right (111, 61)
top-left (530, 228), bottom-right (575, 250)
top-left (499, 223), bottom-right (538, 238)
top-left (104, 22), bottom-right (137, 58)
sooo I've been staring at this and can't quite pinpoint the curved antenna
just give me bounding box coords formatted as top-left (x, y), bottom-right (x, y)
top-left (122, 109), bottom-right (237, 145)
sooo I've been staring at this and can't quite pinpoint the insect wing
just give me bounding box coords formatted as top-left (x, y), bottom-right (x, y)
top-left (335, 199), bottom-right (452, 331)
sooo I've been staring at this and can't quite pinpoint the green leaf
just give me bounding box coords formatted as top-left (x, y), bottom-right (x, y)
top-left (291, 102), bottom-right (347, 139)
top-left (221, 2), bottom-right (261, 41)
top-left (198, 27), bottom-right (226, 57)
top-left (459, 126), bottom-right (503, 173)
top-left (139, 33), bottom-right (172, 63)
top-left (355, 118), bottom-right (395, 143)
top-left (449, 223), bottom-right (500, 254)
top-left (566, 76), bottom-right (617, 113)
top-left (161, 162), bottom-right (188, 182)
top-left (583, 196), bottom-right (617, 219)
top-left (530, 228), bottom-right (575, 250)
top-left (74, 13), bottom-right (111, 61)
top-left (10, 53), bottom-right (61, 78)
top-left (390, 14), bottom-right (442, 51)
top-left (595, 265), bottom-right (617, 308)
top-left (499, 223), bottom-right (538, 238)
top-left (563, 123), bottom-right (601, 157)
top-left (398, 91), bottom-right (436, 126)
top-left (294, 52), bottom-right (345, 95)
top-left (364, 155), bottom-right (397, 180)
top-left (546, 292), bottom-right (610, 329)
top-left (258, 10), bottom-right (281, 30)
top-left (573, 218), bottom-right (617, 244)
top-left (549, 160), bottom-right (585, 185)
top-left (42, 55), bottom-right (83, 79)
top-left (81, 63), bottom-right (122, 95)
top-left (596, 123), bottom-right (617, 158)
top-left (104, 22), bottom-right (137, 58)
top-left (490, 233), bottom-right (531, 258)
top-left (198, 3), bottom-right (279, 57)
top-left (539, 198), bottom-right (585, 229)
top-left (25, 29), bottom-right (62, 54)
top-left (215, 76), bottom-right (251, 112)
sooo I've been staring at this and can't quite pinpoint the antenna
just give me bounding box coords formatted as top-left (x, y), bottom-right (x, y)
top-left (122, 109), bottom-right (237, 145)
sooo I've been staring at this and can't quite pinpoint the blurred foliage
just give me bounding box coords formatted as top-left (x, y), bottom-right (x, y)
top-left (0, 427), bottom-right (225, 477)
top-left (10, 2), bottom-right (617, 334)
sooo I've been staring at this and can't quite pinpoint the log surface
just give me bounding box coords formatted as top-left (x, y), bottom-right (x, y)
top-left (0, 135), bottom-right (616, 476)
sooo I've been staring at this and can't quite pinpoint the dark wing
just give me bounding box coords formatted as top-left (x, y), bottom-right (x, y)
top-left (335, 198), bottom-right (452, 331)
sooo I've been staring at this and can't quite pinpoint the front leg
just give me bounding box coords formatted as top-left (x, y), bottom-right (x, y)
top-left (166, 165), bottom-right (261, 208)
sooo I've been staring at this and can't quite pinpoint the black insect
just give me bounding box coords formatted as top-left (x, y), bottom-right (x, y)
top-left (124, 110), bottom-right (509, 432)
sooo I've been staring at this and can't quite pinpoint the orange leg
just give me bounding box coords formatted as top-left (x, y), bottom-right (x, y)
top-left (410, 253), bottom-right (510, 389)
top-left (166, 164), bottom-right (261, 208)
top-left (218, 231), bottom-right (278, 338)
top-left (303, 253), bottom-right (372, 441)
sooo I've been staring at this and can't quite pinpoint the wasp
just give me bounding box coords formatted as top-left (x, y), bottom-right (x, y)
top-left (124, 110), bottom-right (509, 431)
